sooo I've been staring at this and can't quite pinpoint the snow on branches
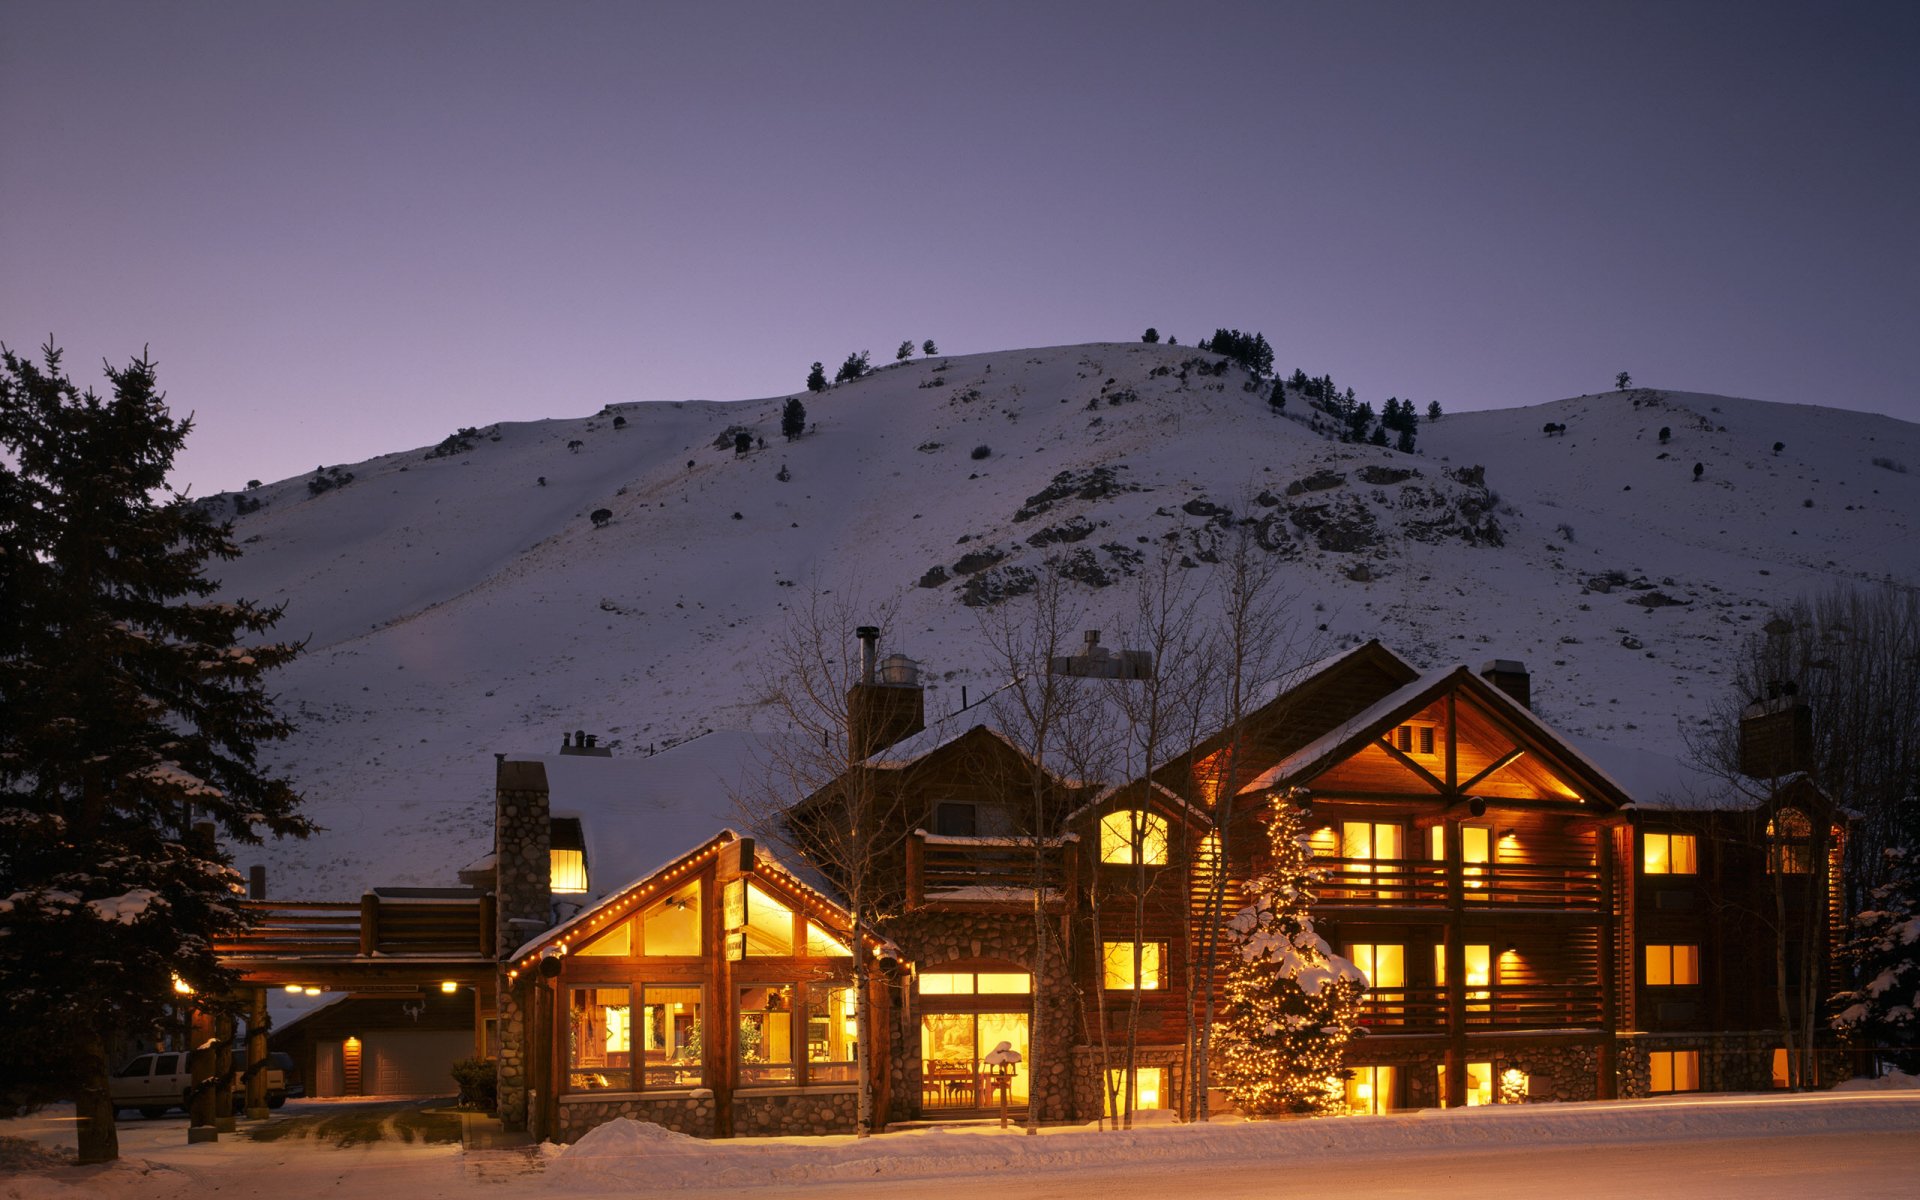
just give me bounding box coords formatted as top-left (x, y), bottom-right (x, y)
top-left (1216, 794), bottom-right (1367, 1115)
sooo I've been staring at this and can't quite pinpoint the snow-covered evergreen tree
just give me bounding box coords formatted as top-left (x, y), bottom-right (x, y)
top-left (1216, 796), bottom-right (1366, 1115)
top-left (1833, 846), bottom-right (1920, 1073)
top-left (0, 344), bottom-right (312, 1162)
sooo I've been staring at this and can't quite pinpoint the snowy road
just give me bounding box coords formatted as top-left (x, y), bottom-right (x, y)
top-left (6, 1092), bottom-right (1919, 1200)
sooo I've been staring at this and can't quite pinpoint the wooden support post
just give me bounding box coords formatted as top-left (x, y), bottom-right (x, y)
top-left (213, 1010), bottom-right (237, 1132)
top-left (246, 988), bottom-right (270, 1118)
top-left (905, 833), bottom-right (925, 910)
top-left (1445, 819), bottom-right (1467, 1109)
top-left (188, 1007), bottom-right (219, 1143)
top-left (360, 892), bottom-right (380, 956)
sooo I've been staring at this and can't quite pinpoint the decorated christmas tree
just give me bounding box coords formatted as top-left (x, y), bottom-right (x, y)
top-left (1216, 796), bottom-right (1367, 1115)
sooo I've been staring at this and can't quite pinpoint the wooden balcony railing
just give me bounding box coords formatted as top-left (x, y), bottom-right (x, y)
top-left (906, 832), bottom-right (1074, 909)
top-left (1355, 983), bottom-right (1604, 1031)
top-left (212, 894), bottom-right (492, 960)
top-left (1317, 857), bottom-right (1604, 911)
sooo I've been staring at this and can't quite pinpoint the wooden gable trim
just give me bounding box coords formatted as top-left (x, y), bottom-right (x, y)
top-left (507, 832), bottom-right (737, 975)
top-left (1457, 746), bottom-right (1527, 793)
top-left (1447, 672), bottom-right (1632, 810)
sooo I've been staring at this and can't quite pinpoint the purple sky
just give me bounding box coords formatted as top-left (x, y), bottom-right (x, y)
top-left (4, 1), bottom-right (1915, 497)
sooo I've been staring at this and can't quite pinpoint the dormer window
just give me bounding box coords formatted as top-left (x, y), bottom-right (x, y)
top-left (1384, 723), bottom-right (1438, 758)
top-left (550, 817), bottom-right (588, 894)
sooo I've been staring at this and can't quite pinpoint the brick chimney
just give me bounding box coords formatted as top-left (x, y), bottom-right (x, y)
top-left (1479, 659), bottom-right (1531, 710)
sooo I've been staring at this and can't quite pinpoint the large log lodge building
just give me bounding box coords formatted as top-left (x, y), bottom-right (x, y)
top-left (221, 637), bottom-right (1845, 1140)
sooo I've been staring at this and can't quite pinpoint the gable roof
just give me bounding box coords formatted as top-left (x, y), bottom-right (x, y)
top-left (1237, 665), bottom-right (1634, 809)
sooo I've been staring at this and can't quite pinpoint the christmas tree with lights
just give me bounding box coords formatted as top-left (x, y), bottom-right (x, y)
top-left (1216, 796), bottom-right (1367, 1115)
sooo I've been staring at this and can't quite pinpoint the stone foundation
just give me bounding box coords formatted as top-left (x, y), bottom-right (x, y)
top-left (557, 1093), bottom-right (716, 1141)
top-left (734, 1087), bottom-right (858, 1136)
top-left (1617, 1031), bottom-right (1846, 1097)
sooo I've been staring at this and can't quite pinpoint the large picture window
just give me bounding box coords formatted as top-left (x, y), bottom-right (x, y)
top-left (641, 886), bottom-right (701, 956)
top-left (744, 884), bottom-right (795, 956)
top-left (738, 984), bottom-right (795, 1085)
top-left (640, 985), bottom-right (703, 1088)
top-left (567, 985), bottom-right (630, 1091)
top-left (807, 984), bottom-right (859, 1082)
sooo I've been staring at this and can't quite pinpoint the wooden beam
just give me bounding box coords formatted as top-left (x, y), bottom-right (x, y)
top-left (1457, 747), bottom-right (1525, 794)
top-left (1376, 738), bottom-right (1448, 794)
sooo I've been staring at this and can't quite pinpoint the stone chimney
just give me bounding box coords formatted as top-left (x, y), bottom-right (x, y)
top-left (1479, 659), bottom-right (1531, 710)
top-left (493, 757), bottom-right (552, 1132)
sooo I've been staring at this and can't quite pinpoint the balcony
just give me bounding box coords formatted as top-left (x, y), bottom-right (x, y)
top-left (1355, 983), bottom-right (1604, 1031)
top-left (1317, 856), bottom-right (1604, 911)
top-left (906, 831), bottom-right (1074, 910)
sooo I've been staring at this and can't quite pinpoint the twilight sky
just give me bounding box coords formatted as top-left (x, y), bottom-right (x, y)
top-left (3, 1), bottom-right (1915, 497)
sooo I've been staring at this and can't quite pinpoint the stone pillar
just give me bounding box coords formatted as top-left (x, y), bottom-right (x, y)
top-left (494, 758), bottom-right (553, 1131)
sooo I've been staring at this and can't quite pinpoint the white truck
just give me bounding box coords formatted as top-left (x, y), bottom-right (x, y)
top-left (109, 1050), bottom-right (289, 1118)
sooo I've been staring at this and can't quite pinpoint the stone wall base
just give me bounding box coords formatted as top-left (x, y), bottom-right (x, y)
top-left (557, 1094), bottom-right (715, 1142)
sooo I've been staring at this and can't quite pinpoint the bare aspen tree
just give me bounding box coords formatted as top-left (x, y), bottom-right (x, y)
top-left (1101, 548), bottom-right (1208, 1127)
top-left (976, 561), bottom-right (1095, 1134)
top-left (1186, 515), bottom-right (1316, 1120)
top-left (741, 585), bottom-right (908, 1137)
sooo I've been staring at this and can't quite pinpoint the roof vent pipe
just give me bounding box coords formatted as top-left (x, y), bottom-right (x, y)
top-left (856, 626), bottom-right (880, 684)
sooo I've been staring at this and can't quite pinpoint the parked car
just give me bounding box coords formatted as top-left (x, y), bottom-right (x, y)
top-left (109, 1051), bottom-right (291, 1118)
top-left (108, 1052), bottom-right (193, 1119)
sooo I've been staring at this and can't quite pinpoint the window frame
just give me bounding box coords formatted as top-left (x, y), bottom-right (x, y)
top-left (1643, 943), bottom-right (1701, 987)
top-left (1100, 940), bottom-right (1165, 991)
top-left (1648, 1049), bottom-right (1701, 1094)
top-left (1099, 809), bottom-right (1170, 866)
top-left (636, 982), bottom-right (706, 1091)
top-left (1642, 831), bottom-right (1698, 875)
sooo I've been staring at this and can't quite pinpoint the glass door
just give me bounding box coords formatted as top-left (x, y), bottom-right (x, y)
top-left (920, 1012), bottom-right (1031, 1109)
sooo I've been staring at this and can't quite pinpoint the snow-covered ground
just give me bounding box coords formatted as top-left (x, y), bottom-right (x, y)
top-left (192, 342), bottom-right (1920, 900)
top-left (7, 1092), bottom-right (1920, 1200)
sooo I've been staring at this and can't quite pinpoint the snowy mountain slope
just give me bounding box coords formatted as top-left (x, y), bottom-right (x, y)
top-left (199, 343), bottom-right (1920, 898)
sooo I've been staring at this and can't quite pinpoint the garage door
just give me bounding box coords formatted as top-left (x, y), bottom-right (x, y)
top-left (362, 1030), bottom-right (471, 1097)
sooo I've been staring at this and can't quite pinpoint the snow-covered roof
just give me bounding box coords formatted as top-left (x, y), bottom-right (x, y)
top-left (505, 729), bottom-right (830, 908)
top-left (1568, 736), bottom-right (1810, 813)
top-left (1238, 665), bottom-right (1635, 809)
top-left (1060, 778), bottom-right (1211, 828)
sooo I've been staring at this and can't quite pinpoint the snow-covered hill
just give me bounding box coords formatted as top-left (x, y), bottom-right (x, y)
top-left (202, 342), bottom-right (1920, 897)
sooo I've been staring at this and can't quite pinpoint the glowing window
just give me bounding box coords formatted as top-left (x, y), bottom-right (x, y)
top-left (1771, 1048), bottom-right (1791, 1088)
top-left (550, 818), bottom-right (588, 894)
top-left (744, 884), bottom-right (795, 956)
top-left (1767, 809), bottom-right (1813, 874)
top-left (1342, 822), bottom-right (1404, 860)
top-left (1649, 1050), bottom-right (1700, 1093)
top-left (805, 921), bottom-right (851, 957)
top-left (567, 985), bottom-right (630, 1091)
top-left (808, 985), bottom-right (859, 1082)
top-left (1100, 810), bottom-right (1169, 865)
top-left (1349, 944), bottom-right (1404, 989)
top-left (738, 984), bottom-right (796, 1085)
top-left (576, 917), bottom-right (632, 957)
top-left (919, 970), bottom-right (1030, 995)
top-left (1346, 1064), bottom-right (1395, 1114)
top-left (1644, 832), bottom-right (1698, 875)
top-left (1644, 944), bottom-right (1700, 986)
top-left (1104, 1066), bottom-right (1167, 1116)
top-left (1436, 944), bottom-right (1491, 1011)
top-left (641, 886), bottom-right (701, 956)
top-left (1384, 723), bottom-right (1438, 757)
top-left (1437, 1061), bottom-right (1493, 1106)
top-left (640, 985), bottom-right (702, 1085)
top-left (1102, 942), bottom-right (1163, 990)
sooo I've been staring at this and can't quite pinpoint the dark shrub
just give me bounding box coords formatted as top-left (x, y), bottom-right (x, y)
top-left (970, 445), bottom-right (991, 460)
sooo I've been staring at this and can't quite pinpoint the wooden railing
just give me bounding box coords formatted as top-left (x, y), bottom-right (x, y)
top-left (1356, 983), bottom-right (1604, 1031)
top-left (906, 832), bottom-right (1073, 908)
top-left (213, 895), bottom-right (491, 959)
top-left (1317, 857), bottom-right (1603, 910)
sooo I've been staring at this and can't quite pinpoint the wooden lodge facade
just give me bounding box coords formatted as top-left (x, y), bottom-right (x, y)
top-left (482, 639), bottom-right (1848, 1140)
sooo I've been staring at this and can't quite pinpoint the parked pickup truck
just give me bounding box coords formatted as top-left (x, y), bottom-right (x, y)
top-left (109, 1051), bottom-right (290, 1118)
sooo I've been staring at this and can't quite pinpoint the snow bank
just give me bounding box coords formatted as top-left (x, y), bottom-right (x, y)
top-left (542, 1094), bottom-right (1920, 1193)
top-left (1834, 1069), bottom-right (1920, 1092)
